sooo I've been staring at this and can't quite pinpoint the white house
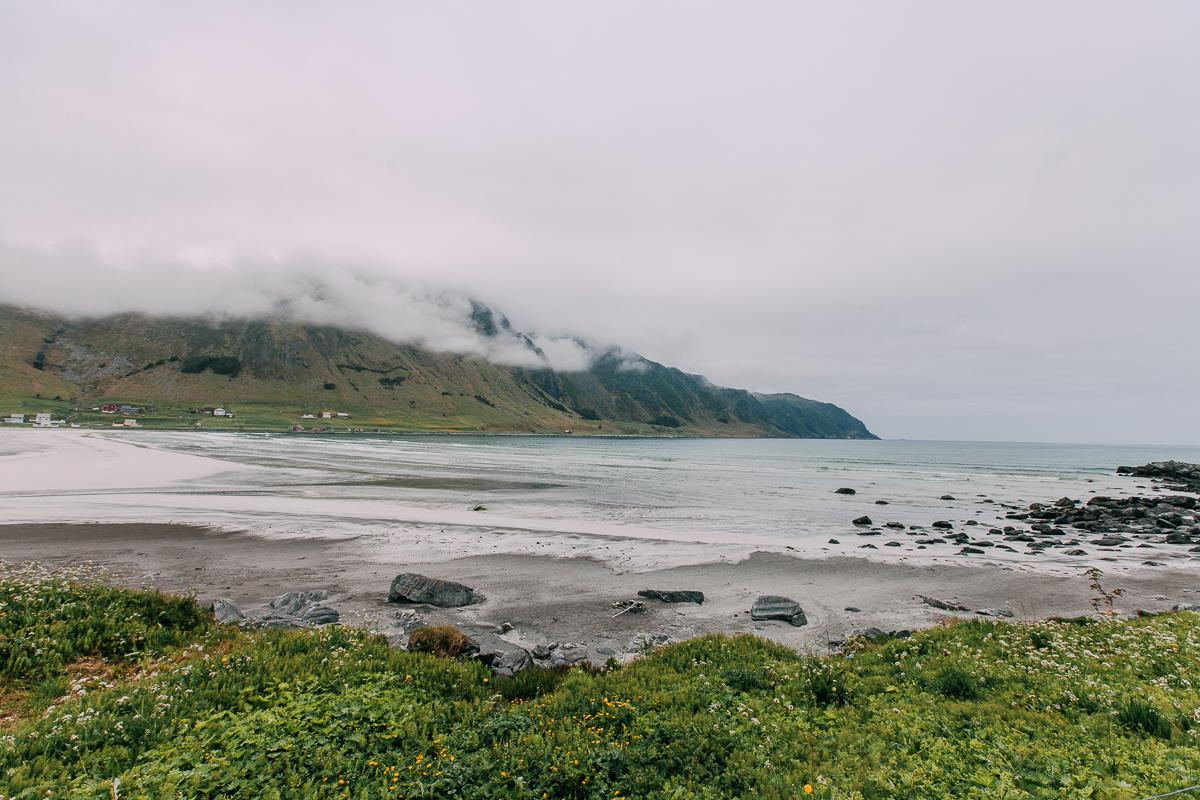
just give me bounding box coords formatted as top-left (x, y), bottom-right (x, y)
top-left (3, 413), bottom-right (24, 424)
top-left (320, 411), bottom-right (333, 419)
top-left (335, 412), bottom-right (350, 418)
top-left (213, 408), bottom-right (229, 417)
top-left (301, 413), bottom-right (316, 419)
top-left (33, 413), bottom-right (64, 428)
top-left (112, 419), bottom-right (141, 427)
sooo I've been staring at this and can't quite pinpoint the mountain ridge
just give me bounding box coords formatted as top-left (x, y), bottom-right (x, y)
top-left (0, 303), bottom-right (877, 438)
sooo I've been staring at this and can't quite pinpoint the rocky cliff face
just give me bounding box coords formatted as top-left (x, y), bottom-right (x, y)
top-left (0, 303), bottom-right (876, 438)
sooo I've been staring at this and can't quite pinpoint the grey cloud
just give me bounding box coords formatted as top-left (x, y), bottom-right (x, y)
top-left (0, 242), bottom-right (593, 371)
top-left (1, 1), bottom-right (1198, 443)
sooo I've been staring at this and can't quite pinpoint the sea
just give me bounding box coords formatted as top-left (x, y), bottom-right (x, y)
top-left (3, 432), bottom-right (1199, 572)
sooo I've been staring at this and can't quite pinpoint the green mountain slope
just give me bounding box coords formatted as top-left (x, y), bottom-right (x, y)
top-left (0, 303), bottom-right (876, 437)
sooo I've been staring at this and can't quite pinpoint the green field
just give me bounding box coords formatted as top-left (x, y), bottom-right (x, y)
top-left (2, 566), bottom-right (1198, 798)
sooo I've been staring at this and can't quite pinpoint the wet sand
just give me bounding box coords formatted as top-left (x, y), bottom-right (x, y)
top-left (4, 522), bottom-right (1197, 660)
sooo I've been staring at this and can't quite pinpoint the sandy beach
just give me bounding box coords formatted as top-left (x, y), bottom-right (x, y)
top-left (3, 521), bottom-right (1198, 665)
top-left (3, 429), bottom-right (1198, 662)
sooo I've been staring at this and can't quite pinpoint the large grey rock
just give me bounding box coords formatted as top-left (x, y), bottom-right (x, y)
top-left (240, 589), bottom-right (340, 628)
top-left (491, 647), bottom-right (534, 678)
top-left (750, 595), bottom-right (807, 626)
top-left (637, 589), bottom-right (704, 605)
top-left (268, 590), bottom-right (329, 615)
top-left (389, 573), bottom-right (479, 607)
top-left (546, 644), bottom-right (590, 667)
top-left (211, 598), bottom-right (245, 624)
top-left (297, 604), bottom-right (340, 625)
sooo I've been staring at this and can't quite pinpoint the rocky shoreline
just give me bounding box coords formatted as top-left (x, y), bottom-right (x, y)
top-left (838, 460), bottom-right (1200, 564)
top-left (2, 461), bottom-right (1198, 678)
top-left (183, 462), bottom-right (1200, 678)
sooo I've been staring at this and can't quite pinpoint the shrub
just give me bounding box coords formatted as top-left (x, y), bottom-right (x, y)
top-left (407, 625), bottom-right (475, 659)
top-left (649, 414), bottom-right (681, 428)
top-left (5, 577), bottom-right (1200, 799)
top-left (180, 355), bottom-right (241, 377)
top-left (575, 407), bottom-right (601, 420)
top-left (207, 356), bottom-right (241, 376)
top-left (323, 382), bottom-right (336, 390)
top-left (179, 355), bottom-right (210, 373)
top-left (722, 666), bottom-right (770, 693)
top-left (930, 664), bottom-right (980, 699)
top-left (805, 661), bottom-right (851, 706)
top-left (0, 569), bottom-right (210, 680)
top-left (494, 665), bottom-right (572, 701)
top-left (1117, 697), bottom-right (1173, 739)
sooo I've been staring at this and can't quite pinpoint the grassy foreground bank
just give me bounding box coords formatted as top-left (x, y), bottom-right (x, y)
top-left (2, 567), bottom-right (1199, 799)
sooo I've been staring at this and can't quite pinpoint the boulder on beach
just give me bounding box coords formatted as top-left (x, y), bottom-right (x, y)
top-left (268, 590), bottom-right (330, 615)
top-left (240, 589), bottom-right (341, 629)
top-left (637, 589), bottom-right (705, 604)
top-left (834, 487), bottom-right (856, 495)
top-left (211, 597), bottom-right (245, 624)
top-left (490, 647), bottom-right (534, 677)
top-left (750, 595), bottom-right (807, 627)
top-left (389, 573), bottom-right (479, 607)
top-left (852, 516), bottom-right (873, 526)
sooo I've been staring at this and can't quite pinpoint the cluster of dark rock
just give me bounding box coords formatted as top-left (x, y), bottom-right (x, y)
top-left (841, 461), bottom-right (1200, 561)
top-left (997, 493), bottom-right (1199, 556)
top-left (1117, 460), bottom-right (1200, 493)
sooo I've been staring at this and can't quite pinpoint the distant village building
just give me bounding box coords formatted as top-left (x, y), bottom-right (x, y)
top-left (99, 404), bottom-right (119, 414)
top-left (3, 413), bottom-right (24, 424)
top-left (118, 405), bottom-right (141, 416)
top-left (33, 413), bottom-right (64, 428)
top-left (113, 419), bottom-right (141, 427)
top-left (335, 412), bottom-right (350, 418)
top-left (213, 408), bottom-right (231, 417)
top-left (301, 413), bottom-right (316, 419)
top-left (320, 411), bottom-right (333, 419)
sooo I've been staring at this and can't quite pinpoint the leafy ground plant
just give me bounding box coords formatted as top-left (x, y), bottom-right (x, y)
top-left (3, 567), bottom-right (1200, 798)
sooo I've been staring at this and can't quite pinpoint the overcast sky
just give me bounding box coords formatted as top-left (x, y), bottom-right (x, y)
top-left (2, 2), bottom-right (1198, 444)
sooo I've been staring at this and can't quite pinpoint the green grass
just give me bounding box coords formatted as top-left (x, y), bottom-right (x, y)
top-left (3, 567), bottom-right (1200, 798)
